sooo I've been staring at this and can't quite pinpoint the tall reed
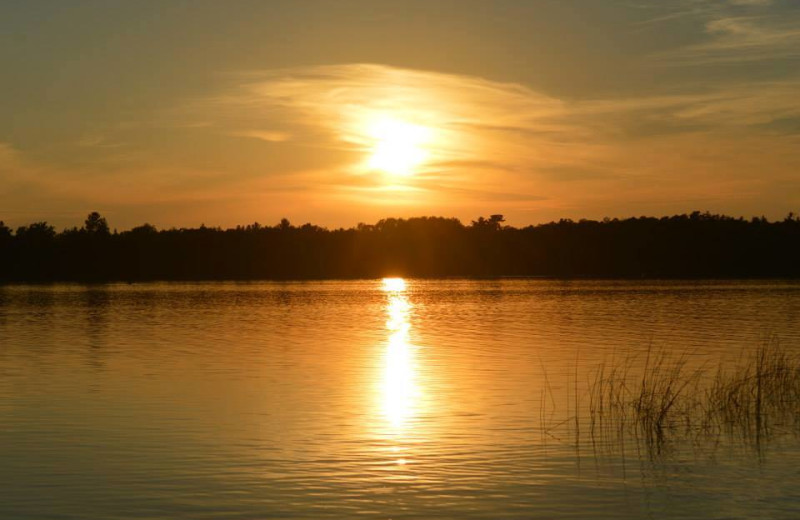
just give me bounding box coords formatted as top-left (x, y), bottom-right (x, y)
top-left (543, 336), bottom-right (800, 454)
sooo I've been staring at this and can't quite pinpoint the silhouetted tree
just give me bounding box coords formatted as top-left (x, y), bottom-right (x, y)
top-left (0, 222), bottom-right (11, 274)
top-left (16, 222), bottom-right (55, 241)
top-left (471, 214), bottom-right (505, 231)
top-left (0, 211), bottom-right (798, 282)
top-left (84, 212), bottom-right (110, 235)
top-left (130, 223), bottom-right (158, 235)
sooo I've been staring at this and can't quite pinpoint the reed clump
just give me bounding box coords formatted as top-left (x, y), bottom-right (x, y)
top-left (703, 340), bottom-right (800, 442)
top-left (583, 337), bottom-right (800, 450)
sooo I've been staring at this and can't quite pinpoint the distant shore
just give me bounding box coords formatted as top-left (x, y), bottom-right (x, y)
top-left (1, 211), bottom-right (798, 282)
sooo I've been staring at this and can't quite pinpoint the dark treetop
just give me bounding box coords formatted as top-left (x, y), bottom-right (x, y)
top-left (0, 211), bottom-right (798, 282)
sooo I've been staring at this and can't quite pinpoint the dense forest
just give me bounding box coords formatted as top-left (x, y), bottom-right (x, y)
top-left (0, 211), bottom-right (798, 282)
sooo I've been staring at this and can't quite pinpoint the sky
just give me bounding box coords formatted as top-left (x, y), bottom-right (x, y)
top-left (1, 0), bottom-right (799, 230)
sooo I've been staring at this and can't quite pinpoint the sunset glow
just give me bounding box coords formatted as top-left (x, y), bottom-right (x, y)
top-left (382, 277), bottom-right (408, 292)
top-left (3, 2), bottom-right (800, 518)
top-left (366, 117), bottom-right (432, 177)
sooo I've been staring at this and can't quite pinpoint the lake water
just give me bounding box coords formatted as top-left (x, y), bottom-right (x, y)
top-left (1, 280), bottom-right (799, 519)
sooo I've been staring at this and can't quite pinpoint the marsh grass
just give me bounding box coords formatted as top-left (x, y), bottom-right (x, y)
top-left (702, 339), bottom-right (800, 444)
top-left (543, 336), bottom-right (800, 456)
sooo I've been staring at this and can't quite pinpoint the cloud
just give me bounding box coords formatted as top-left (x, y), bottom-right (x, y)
top-left (650, 0), bottom-right (800, 64)
top-left (0, 142), bottom-right (22, 167)
top-left (214, 63), bottom-right (572, 153)
top-left (186, 63), bottom-right (800, 220)
top-left (229, 130), bottom-right (291, 143)
top-left (697, 16), bottom-right (800, 60)
top-left (193, 64), bottom-right (581, 207)
top-left (214, 63), bottom-right (800, 147)
top-left (76, 134), bottom-right (126, 148)
top-left (3, 61), bottom-right (799, 228)
top-left (729, 0), bottom-right (772, 6)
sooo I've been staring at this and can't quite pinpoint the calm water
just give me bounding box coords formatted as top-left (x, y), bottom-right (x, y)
top-left (1, 280), bottom-right (799, 519)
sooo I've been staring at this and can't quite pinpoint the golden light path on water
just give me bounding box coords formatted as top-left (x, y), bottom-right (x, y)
top-left (379, 277), bottom-right (419, 467)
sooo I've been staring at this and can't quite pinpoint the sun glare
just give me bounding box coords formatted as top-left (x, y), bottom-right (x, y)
top-left (379, 277), bottom-right (417, 431)
top-left (367, 117), bottom-right (432, 176)
top-left (382, 277), bottom-right (407, 292)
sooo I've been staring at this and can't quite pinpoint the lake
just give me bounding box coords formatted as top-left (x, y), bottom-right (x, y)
top-left (1, 280), bottom-right (799, 519)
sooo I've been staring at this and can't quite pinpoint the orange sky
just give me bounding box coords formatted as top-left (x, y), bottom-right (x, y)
top-left (1, 1), bottom-right (799, 229)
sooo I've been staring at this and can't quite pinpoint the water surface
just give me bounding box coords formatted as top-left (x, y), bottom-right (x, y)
top-left (1, 280), bottom-right (799, 519)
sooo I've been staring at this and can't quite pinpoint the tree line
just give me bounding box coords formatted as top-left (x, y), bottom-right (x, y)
top-left (0, 211), bottom-right (798, 282)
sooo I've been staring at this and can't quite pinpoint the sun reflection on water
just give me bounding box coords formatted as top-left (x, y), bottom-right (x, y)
top-left (378, 278), bottom-right (422, 470)
top-left (380, 278), bottom-right (418, 433)
top-left (381, 277), bottom-right (407, 293)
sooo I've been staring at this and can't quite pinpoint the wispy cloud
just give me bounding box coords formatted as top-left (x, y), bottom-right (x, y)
top-left (189, 63), bottom-right (800, 219)
top-left (193, 64), bottom-right (581, 206)
top-left (3, 61), bottom-right (799, 228)
top-left (229, 130), bottom-right (292, 143)
top-left (0, 142), bottom-right (22, 167)
top-left (729, 0), bottom-right (772, 6)
top-left (212, 63), bottom-right (800, 146)
top-left (650, 0), bottom-right (800, 64)
top-left (76, 134), bottom-right (127, 149)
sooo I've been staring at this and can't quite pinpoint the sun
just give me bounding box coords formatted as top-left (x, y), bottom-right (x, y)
top-left (366, 117), bottom-right (432, 176)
